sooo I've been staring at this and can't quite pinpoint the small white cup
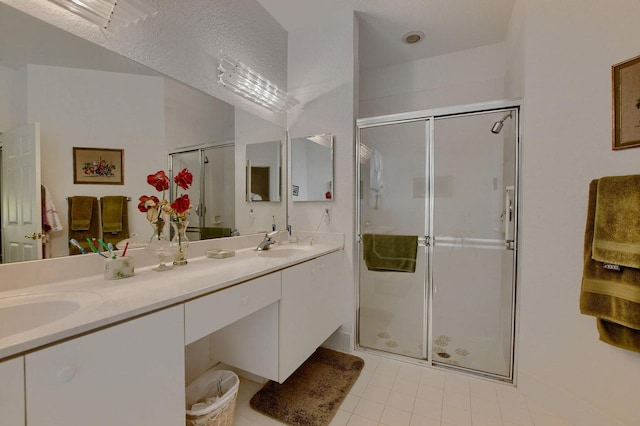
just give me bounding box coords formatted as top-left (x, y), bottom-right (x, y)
top-left (104, 256), bottom-right (134, 280)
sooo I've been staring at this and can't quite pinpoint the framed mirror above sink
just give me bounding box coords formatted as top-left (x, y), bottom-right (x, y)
top-left (291, 134), bottom-right (333, 202)
top-left (246, 140), bottom-right (282, 203)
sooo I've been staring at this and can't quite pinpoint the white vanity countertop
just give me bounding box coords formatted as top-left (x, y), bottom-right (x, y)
top-left (0, 233), bottom-right (343, 361)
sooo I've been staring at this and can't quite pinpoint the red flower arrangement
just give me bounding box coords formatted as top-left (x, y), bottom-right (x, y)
top-left (138, 168), bottom-right (193, 223)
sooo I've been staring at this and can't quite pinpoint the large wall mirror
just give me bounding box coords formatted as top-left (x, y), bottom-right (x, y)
top-left (291, 134), bottom-right (334, 202)
top-left (0, 2), bottom-right (286, 264)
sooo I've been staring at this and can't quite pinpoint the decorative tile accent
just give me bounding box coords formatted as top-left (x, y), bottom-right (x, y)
top-left (433, 335), bottom-right (451, 346)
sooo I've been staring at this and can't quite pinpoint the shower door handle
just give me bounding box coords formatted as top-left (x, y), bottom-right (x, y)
top-left (504, 186), bottom-right (514, 240)
top-left (195, 204), bottom-right (206, 217)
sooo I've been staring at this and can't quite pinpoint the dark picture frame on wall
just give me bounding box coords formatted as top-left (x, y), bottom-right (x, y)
top-left (612, 54), bottom-right (640, 150)
top-left (73, 147), bottom-right (124, 185)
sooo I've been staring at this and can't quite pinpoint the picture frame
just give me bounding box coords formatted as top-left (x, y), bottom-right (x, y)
top-left (612, 54), bottom-right (640, 150)
top-left (73, 147), bottom-right (124, 185)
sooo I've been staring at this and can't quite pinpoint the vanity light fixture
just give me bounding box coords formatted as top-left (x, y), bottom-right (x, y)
top-left (217, 53), bottom-right (298, 114)
top-left (46, 0), bottom-right (155, 30)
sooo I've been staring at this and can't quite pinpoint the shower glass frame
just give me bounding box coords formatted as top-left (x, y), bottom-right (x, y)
top-left (168, 140), bottom-right (235, 234)
top-left (355, 99), bottom-right (521, 383)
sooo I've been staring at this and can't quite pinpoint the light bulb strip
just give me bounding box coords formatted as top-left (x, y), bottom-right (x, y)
top-left (217, 54), bottom-right (298, 113)
top-left (49, 0), bottom-right (109, 27)
top-left (220, 74), bottom-right (289, 112)
top-left (221, 56), bottom-right (291, 102)
top-left (46, 0), bottom-right (154, 30)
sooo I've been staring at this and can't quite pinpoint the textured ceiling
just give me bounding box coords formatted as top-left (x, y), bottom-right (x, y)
top-left (2, 0), bottom-right (288, 124)
top-left (257, 0), bottom-right (515, 71)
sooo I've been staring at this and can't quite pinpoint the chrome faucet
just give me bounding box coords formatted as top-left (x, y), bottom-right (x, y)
top-left (256, 231), bottom-right (278, 251)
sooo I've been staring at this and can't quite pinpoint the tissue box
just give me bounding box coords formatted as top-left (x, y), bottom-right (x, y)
top-left (104, 256), bottom-right (134, 280)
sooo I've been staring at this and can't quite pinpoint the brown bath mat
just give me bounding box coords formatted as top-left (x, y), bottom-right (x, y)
top-left (250, 347), bottom-right (364, 425)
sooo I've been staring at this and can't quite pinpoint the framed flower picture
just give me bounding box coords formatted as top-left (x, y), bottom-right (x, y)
top-left (612, 54), bottom-right (640, 150)
top-left (73, 147), bottom-right (124, 184)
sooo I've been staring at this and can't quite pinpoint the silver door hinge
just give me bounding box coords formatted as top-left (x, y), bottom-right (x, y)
top-left (506, 240), bottom-right (517, 250)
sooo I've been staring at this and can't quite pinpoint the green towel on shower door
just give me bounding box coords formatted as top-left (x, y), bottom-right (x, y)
top-left (362, 233), bottom-right (418, 273)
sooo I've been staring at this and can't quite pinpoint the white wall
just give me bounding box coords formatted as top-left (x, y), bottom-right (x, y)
top-left (286, 8), bottom-right (358, 348)
top-left (26, 65), bottom-right (166, 258)
top-left (517, 1), bottom-right (640, 424)
top-left (359, 42), bottom-right (506, 117)
top-left (0, 65), bottom-right (23, 132)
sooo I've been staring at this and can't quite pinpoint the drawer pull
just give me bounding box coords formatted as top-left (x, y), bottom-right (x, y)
top-left (57, 365), bottom-right (76, 383)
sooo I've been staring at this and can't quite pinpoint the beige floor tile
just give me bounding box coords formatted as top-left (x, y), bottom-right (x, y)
top-left (387, 391), bottom-right (415, 412)
top-left (353, 397), bottom-right (385, 422)
top-left (380, 405), bottom-right (412, 426)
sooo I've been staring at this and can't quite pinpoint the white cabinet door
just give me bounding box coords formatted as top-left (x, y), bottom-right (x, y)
top-left (279, 250), bottom-right (343, 381)
top-left (0, 356), bottom-right (25, 426)
top-left (26, 306), bottom-right (185, 426)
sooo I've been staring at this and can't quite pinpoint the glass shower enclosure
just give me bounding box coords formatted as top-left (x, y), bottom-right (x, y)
top-left (356, 101), bottom-right (519, 381)
top-left (169, 141), bottom-right (235, 241)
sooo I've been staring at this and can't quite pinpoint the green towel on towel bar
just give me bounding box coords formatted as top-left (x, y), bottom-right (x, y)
top-left (362, 233), bottom-right (417, 273)
top-left (69, 196), bottom-right (96, 231)
top-left (580, 179), bottom-right (640, 353)
top-left (67, 196), bottom-right (99, 255)
top-left (100, 196), bottom-right (129, 247)
top-left (592, 174), bottom-right (640, 268)
top-left (101, 196), bottom-right (124, 233)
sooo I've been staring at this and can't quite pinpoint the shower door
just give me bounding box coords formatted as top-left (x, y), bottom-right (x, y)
top-left (358, 120), bottom-right (429, 359)
top-left (430, 111), bottom-right (517, 379)
top-left (169, 142), bottom-right (235, 240)
top-left (357, 104), bottom-right (518, 381)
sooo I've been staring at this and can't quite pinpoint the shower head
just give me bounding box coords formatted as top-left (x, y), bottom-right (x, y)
top-left (491, 112), bottom-right (513, 134)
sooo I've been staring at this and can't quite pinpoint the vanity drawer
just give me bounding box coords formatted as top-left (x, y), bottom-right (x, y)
top-left (184, 272), bottom-right (281, 345)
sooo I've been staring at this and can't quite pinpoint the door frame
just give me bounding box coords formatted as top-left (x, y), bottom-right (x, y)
top-left (354, 99), bottom-right (522, 384)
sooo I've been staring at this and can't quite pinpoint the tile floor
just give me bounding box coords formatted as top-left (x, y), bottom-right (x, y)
top-left (233, 350), bottom-right (575, 426)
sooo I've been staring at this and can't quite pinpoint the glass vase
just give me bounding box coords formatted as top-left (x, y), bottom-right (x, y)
top-left (146, 219), bottom-right (178, 271)
top-left (171, 220), bottom-right (189, 266)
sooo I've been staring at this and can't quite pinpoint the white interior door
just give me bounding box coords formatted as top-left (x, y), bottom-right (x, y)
top-left (2, 123), bottom-right (42, 263)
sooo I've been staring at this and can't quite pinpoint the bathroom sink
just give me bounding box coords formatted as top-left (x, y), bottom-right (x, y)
top-left (0, 292), bottom-right (101, 339)
top-left (257, 246), bottom-right (313, 258)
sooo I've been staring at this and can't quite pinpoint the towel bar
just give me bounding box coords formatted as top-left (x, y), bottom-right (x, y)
top-left (66, 197), bottom-right (131, 201)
